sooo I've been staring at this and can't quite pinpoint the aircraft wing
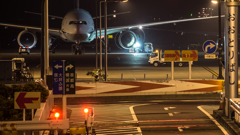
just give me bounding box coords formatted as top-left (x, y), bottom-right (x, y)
top-left (96, 15), bottom-right (224, 36)
top-left (0, 23), bottom-right (61, 37)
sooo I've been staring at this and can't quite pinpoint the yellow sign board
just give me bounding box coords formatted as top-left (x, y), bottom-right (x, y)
top-left (164, 50), bottom-right (180, 61)
top-left (108, 35), bottom-right (113, 39)
top-left (14, 92), bottom-right (41, 109)
top-left (182, 50), bottom-right (198, 61)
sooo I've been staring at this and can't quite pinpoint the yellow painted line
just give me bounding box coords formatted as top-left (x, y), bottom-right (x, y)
top-left (203, 67), bottom-right (219, 77)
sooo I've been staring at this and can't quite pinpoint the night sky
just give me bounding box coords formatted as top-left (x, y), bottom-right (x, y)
top-left (0, 0), bottom-right (221, 52)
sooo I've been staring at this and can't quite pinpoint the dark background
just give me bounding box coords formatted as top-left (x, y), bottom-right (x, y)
top-left (0, 0), bottom-right (223, 53)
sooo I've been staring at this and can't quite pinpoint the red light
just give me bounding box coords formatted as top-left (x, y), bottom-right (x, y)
top-left (26, 46), bottom-right (28, 49)
top-left (84, 108), bottom-right (88, 113)
top-left (54, 112), bottom-right (60, 118)
top-left (19, 46), bottom-right (22, 49)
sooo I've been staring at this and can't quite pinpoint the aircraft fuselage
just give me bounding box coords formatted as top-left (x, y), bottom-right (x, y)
top-left (60, 9), bottom-right (95, 43)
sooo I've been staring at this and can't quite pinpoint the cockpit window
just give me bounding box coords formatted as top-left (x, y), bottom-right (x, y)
top-left (69, 21), bottom-right (87, 25)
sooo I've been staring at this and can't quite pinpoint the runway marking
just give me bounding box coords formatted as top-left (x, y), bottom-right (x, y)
top-left (164, 107), bottom-right (176, 110)
top-left (164, 107), bottom-right (169, 110)
top-left (178, 126), bottom-right (189, 132)
top-left (178, 127), bottom-right (183, 132)
top-left (129, 104), bottom-right (152, 134)
top-left (197, 106), bottom-right (229, 135)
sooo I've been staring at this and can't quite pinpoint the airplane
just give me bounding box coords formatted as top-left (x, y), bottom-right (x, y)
top-left (0, 0), bottom-right (221, 55)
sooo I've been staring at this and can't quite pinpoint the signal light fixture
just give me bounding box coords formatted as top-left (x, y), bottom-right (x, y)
top-left (84, 108), bottom-right (89, 113)
top-left (54, 112), bottom-right (60, 119)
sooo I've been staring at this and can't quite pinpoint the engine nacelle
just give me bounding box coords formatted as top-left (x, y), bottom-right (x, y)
top-left (17, 30), bottom-right (37, 49)
top-left (115, 29), bottom-right (145, 49)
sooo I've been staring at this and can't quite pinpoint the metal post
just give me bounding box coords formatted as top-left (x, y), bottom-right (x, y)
top-left (189, 61), bottom-right (192, 79)
top-left (41, 0), bottom-right (45, 79)
top-left (104, 1), bottom-right (108, 81)
top-left (218, 0), bottom-right (224, 79)
top-left (62, 94), bottom-right (67, 134)
top-left (144, 74), bottom-right (146, 80)
top-left (32, 109), bottom-right (34, 120)
top-left (226, 0), bottom-right (239, 118)
top-left (224, 1), bottom-right (229, 116)
top-left (23, 109), bottom-right (26, 135)
top-left (44, 0), bottom-right (49, 81)
top-left (23, 109), bottom-right (25, 121)
top-left (171, 61), bottom-right (174, 80)
top-left (95, 0), bottom-right (98, 69)
top-left (121, 73), bottom-right (123, 80)
top-left (54, 130), bottom-right (58, 135)
top-left (99, 2), bottom-right (103, 70)
top-left (62, 60), bottom-right (67, 120)
top-left (62, 95), bottom-right (67, 119)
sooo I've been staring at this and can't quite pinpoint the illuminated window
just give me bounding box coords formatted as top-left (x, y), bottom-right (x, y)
top-left (69, 21), bottom-right (87, 25)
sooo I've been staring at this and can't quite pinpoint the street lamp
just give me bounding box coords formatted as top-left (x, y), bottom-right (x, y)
top-left (212, 0), bottom-right (224, 79)
top-left (99, 0), bottom-right (128, 81)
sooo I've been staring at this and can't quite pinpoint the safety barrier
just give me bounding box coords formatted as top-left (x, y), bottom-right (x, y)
top-left (33, 90), bottom-right (54, 121)
top-left (230, 98), bottom-right (240, 123)
top-left (0, 120), bottom-right (69, 131)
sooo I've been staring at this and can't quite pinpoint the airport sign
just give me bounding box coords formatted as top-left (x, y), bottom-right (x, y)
top-left (164, 50), bottom-right (180, 61)
top-left (182, 50), bottom-right (198, 61)
top-left (202, 40), bottom-right (217, 54)
top-left (14, 92), bottom-right (40, 109)
top-left (65, 61), bottom-right (75, 94)
top-left (53, 61), bottom-right (64, 95)
top-left (205, 54), bottom-right (218, 59)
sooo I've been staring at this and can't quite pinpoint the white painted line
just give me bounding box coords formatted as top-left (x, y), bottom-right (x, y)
top-left (164, 107), bottom-right (176, 110)
top-left (197, 106), bottom-right (229, 135)
top-left (168, 113), bottom-right (173, 116)
top-left (129, 104), bottom-right (150, 134)
top-left (178, 127), bottom-right (183, 132)
top-left (164, 107), bottom-right (169, 110)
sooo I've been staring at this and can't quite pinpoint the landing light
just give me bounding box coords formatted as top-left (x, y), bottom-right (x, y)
top-left (139, 26), bottom-right (143, 29)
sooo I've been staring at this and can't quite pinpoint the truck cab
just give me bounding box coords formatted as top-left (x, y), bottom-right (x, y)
top-left (148, 50), bottom-right (164, 66)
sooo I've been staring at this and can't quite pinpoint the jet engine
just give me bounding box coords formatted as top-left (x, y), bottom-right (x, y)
top-left (115, 29), bottom-right (145, 49)
top-left (17, 30), bottom-right (37, 49)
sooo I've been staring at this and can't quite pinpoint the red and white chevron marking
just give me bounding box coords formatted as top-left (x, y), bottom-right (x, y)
top-left (74, 80), bottom-right (233, 95)
top-left (1, 123), bottom-right (16, 131)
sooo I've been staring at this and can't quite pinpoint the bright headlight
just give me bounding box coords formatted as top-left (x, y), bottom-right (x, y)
top-left (133, 42), bottom-right (140, 48)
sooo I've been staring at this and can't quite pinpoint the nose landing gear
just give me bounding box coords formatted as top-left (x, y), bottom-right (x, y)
top-left (72, 43), bottom-right (85, 55)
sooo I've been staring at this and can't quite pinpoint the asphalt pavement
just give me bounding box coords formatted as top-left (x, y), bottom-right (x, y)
top-left (65, 100), bottom-right (227, 135)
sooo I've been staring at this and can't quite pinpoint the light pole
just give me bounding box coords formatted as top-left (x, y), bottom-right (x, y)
top-left (99, 1), bottom-right (104, 71)
top-left (104, 0), bottom-right (108, 81)
top-left (95, 0), bottom-right (98, 69)
top-left (99, 0), bottom-right (128, 81)
top-left (217, 0), bottom-right (224, 79)
top-left (212, 0), bottom-right (224, 79)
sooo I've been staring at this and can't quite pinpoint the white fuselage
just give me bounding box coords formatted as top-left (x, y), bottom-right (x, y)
top-left (60, 9), bottom-right (95, 43)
